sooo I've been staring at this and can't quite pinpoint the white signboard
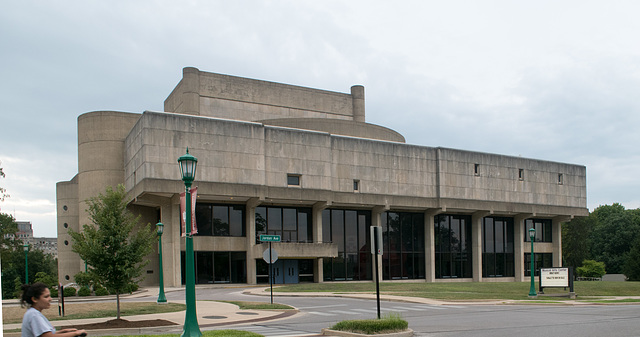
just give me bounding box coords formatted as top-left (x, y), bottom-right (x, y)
top-left (540, 268), bottom-right (569, 287)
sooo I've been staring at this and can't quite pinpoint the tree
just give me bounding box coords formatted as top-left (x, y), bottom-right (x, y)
top-left (0, 160), bottom-right (9, 202)
top-left (590, 204), bottom-right (640, 273)
top-left (576, 259), bottom-right (606, 278)
top-left (562, 215), bottom-right (595, 269)
top-left (623, 236), bottom-right (640, 281)
top-left (69, 184), bottom-right (156, 319)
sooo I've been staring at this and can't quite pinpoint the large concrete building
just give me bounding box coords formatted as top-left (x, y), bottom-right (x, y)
top-left (57, 67), bottom-right (588, 286)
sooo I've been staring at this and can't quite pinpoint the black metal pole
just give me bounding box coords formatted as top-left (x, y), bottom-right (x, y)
top-left (269, 241), bottom-right (273, 304)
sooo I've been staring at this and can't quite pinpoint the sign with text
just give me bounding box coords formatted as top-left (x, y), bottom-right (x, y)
top-left (180, 187), bottom-right (198, 237)
top-left (540, 268), bottom-right (570, 288)
top-left (260, 235), bottom-right (281, 242)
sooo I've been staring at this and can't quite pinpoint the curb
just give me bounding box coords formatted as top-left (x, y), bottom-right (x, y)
top-left (321, 328), bottom-right (413, 337)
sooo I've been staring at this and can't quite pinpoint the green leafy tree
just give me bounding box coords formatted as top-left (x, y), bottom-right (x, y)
top-left (623, 236), bottom-right (640, 281)
top-left (562, 215), bottom-right (595, 269)
top-left (69, 184), bottom-right (156, 319)
top-left (590, 204), bottom-right (640, 273)
top-left (0, 160), bottom-right (9, 202)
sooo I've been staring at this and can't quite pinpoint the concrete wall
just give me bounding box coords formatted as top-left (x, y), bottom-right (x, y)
top-left (164, 67), bottom-right (360, 122)
top-left (125, 111), bottom-right (587, 214)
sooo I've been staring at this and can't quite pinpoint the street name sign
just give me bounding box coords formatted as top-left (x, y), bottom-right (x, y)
top-left (260, 235), bottom-right (281, 242)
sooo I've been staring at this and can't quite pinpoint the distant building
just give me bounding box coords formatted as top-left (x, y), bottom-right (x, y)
top-left (6, 221), bottom-right (58, 258)
top-left (16, 221), bottom-right (33, 241)
top-left (57, 67), bottom-right (588, 286)
top-left (31, 237), bottom-right (58, 259)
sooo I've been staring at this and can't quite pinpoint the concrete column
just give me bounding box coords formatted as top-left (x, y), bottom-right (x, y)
top-left (167, 195), bottom-right (183, 287)
top-left (182, 67), bottom-right (201, 115)
top-left (472, 211), bottom-right (490, 282)
top-left (552, 216), bottom-right (569, 267)
top-left (158, 200), bottom-right (178, 287)
top-left (514, 214), bottom-right (533, 282)
top-left (246, 198), bottom-right (262, 284)
top-left (425, 209), bottom-right (443, 282)
top-left (313, 201), bottom-right (330, 282)
top-left (371, 205), bottom-right (388, 283)
top-left (351, 85), bottom-right (365, 123)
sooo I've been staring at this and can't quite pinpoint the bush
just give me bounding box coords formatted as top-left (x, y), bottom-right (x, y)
top-left (78, 286), bottom-right (91, 296)
top-left (63, 286), bottom-right (77, 297)
top-left (577, 260), bottom-right (606, 278)
top-left (94, 286), bottom-right (109, 296)
top-left (74, 271), bottom-right (97, 289)
top-left (123, 283), bottom-right (139, 294)
top-left (330, 313), bottom-right (408, 335)
top-left (50, 288), bottom-right (58, 297)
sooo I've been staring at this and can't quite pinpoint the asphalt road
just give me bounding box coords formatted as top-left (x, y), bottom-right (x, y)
top-left (133, 287), bottom-right (640, 337)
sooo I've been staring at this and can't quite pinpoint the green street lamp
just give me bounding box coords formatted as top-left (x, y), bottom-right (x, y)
top-left (156, 222), bottom-right (167, 304)
top-left (528, 227), bottom-right (537, 297)
top-left (178, 148), bottom-right (201, 337)
top-left (23, 243), bottom-right (29, 284)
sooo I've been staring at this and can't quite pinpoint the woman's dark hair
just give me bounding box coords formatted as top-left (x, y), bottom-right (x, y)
top-left (20, 282), bottom-right (49, 307)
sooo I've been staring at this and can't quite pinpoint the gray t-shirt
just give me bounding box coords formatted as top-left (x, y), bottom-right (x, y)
top-left (22, 307), bottom-right (55, 337)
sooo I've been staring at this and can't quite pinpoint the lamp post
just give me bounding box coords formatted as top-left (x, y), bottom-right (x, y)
top-left (178, 148), bottom-right (201, 337)
top-left (528, 227), bottom-right (537, 297)
top-left (156, 222), bottom-right (167, 304)
top-left (23, 243), bottom-right (29, 284)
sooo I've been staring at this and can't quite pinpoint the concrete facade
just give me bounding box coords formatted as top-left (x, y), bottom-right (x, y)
top-left (57, 67), bottom-right (588, 286)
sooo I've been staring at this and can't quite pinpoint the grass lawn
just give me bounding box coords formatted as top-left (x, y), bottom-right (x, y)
top-left (2, 302), bottom-right (186, 324)
top-left (274, 281), bottom-right (640, 301)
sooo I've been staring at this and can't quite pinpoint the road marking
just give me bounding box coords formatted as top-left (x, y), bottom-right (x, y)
top-left (329, 310), bottom-right (360, 315)
top-left (413, 305), bottom-right (447, 310)
top-left (308, 311), bottom-right (336, 316)
top-left (353, 308), bottom-right (379, 313)
top-left (297, 304), bottom-right (348, 309)
top-left (391, 306), bottom-right (430, 311)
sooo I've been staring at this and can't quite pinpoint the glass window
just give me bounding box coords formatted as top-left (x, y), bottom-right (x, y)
top-left (435, 214), bottom-right (472, 279)
top-left (256, 206), bottom-right (313, 243)
top-left (482, 217), bottom-right (514, 278)
top-left (323, 209), bottom-right (373, 281)
top-left (524, 253), bottom-right (553, 276)
top-left (525, 219), bottom-right (553, 242)
top-left (287, 174), bottom-right (300, 186)
top-left (195, 203), bottom-right (244, 237)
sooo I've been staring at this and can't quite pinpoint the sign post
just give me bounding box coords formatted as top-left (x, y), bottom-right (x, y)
top-left (261, 235), bottom-right (281, 304)
top-left (370, 226), bottom-right (383, 319)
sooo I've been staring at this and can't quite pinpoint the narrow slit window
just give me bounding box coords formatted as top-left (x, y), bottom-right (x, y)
top-left (287, 174), bottom-right (300, 186)
top-left (558, 173), bottom-right (564, 185)
top-left (353, 179), bottom-right (360, 191)
top-left (474, 163), bottom-right (480, 176)
top-left (518, 169), bottom-right (524, 181)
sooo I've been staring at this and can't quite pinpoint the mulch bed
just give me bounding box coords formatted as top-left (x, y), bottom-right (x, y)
top-left (60, 318), bottom-right (178, 330)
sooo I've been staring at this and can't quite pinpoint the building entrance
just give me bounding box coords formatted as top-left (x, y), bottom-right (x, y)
top-left (270, 260), bottom-right (299, 284)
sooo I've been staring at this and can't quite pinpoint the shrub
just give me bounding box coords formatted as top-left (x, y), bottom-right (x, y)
top-left (78, 286), bottom-right (91, 296)
top-left (577, 260), bottom-right (606, 278)
top-left (50, 288), bottom-right (58, 297)
top-left (331, 313), bottom-right (408, 335)
top-left (122, 283), bottom-right (139, 294)
top-left (63, 286), bottom-right (77, 297)
top-left (94, 286), bottom-right (109, 296)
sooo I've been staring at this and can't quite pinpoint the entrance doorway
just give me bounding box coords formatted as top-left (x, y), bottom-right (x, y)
top-left (270, 260), bottom-right (299, 284)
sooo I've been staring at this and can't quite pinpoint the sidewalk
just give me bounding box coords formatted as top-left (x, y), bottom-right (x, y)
top-left (3, 287), bottom-right (296, 337)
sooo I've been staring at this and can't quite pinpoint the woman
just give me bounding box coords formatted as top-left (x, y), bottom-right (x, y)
top-left (21, 282), bottom-right (87, 337)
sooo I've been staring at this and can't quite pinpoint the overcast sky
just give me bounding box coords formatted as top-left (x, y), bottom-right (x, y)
top-left (2, 1), bottom-right (640, 237)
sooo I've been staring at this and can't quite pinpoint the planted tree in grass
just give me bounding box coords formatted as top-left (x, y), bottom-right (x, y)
top-left (69, 184), bottom-right (156, 319)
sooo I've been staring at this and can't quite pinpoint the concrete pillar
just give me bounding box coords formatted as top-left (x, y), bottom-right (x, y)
top-left (472, 211), bottom-right (490, 282)
top-left (246, 198), bottom-right (262, 284)
top-left (158, 200), bottom-right (179, 287)
top-left (514, 214), bottom-right (533, 282)
top-left (313, 201), bottom-right (330, 282)
top-left (182, 67), bottom-right (201, 115)
top-left (371, 205), bottom-right (388, 283)
top-left (552, 216), bottom-right (569, 267)
top-left (351, 85), bottom-right (365, 123)
top-left (425, 209), bottom-right (443, 282)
